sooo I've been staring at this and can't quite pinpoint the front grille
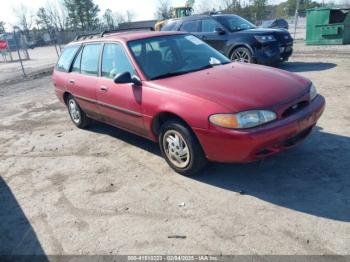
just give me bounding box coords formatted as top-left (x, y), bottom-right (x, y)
top-left (283, 127), bottom-right (313, 147)
top-left (282, 101), bottom-right (309, 118)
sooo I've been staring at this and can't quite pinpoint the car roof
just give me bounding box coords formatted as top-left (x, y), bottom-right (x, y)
top-left (167, 14), bottom-right (238, 22)
top-left (69, 30), bottom-right (185, 46)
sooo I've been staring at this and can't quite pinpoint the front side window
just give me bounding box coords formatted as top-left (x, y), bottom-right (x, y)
top-left (101, 43), bottom-right (135, 79)
top-left (80, 44), bottom-right (102, 76)
top-left (180, 20), bottom-right (200, 32)
top-left (128, 34), bottom-right (230, 80)
top-left (56, 45), bottom-right (80, 72)
top-left (201, 19), bottom-right (224, 32)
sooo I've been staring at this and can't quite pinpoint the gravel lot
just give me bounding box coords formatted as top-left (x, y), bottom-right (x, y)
top-left (0, 41), bottom-right (350, 256)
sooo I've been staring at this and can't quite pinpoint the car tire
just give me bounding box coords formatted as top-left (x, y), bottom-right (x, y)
top-left (231, 47), bottom-right (254, 63)
top-left (159, 119), bottom-right (207, 176)
top-left (66, 95), bottom-right (90, 129)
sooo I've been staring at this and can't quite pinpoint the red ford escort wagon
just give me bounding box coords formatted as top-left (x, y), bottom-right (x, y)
top-left (53, 30), bottom-right (325, 175)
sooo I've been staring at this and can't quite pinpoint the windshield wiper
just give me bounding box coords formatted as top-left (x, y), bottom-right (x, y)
top-left (150, 71), bottom-right (190, 80)
top-left (150, 63), bottom-right (229, 80)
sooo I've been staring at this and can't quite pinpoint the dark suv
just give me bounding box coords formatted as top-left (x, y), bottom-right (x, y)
top-left (161, 14), bottom-right (293, 65)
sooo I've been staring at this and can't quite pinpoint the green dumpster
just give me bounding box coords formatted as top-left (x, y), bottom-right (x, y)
top-left (306, 7), bottom-right (350, 45)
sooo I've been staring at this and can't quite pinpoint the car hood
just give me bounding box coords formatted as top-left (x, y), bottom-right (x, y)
top-left (147, 63), bottom-right (310, 112)
top-left (236, 28), bottom-right (292, 41)
top-left (239, 28), bottom-right (287, 34)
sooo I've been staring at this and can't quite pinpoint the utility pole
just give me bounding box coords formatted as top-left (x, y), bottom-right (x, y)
top-left (13, 26), bottom-right (26, 78)
top-left (293, 0), bottom-right (300, 40)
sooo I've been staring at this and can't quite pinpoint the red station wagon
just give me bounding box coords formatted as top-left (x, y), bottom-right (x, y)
top-left (53, 30), bottom-right (325, 175)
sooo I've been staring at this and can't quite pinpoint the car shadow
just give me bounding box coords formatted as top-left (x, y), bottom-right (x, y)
top-left (88, 122), bottom-right (161, 156)
top-left (0, 177), bottom-right (47, 261)
top-left (277, 61), bottom-right (336, 72)
top-left (87, 123), bottom-right (350, 222)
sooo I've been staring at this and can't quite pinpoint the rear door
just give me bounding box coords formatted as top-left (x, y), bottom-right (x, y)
top-left (53, 45), bottom-right (80, 100)
top-left (96, 43), bottom-right (145, 135)
top-left (67, 43), bottom-right (102, 117)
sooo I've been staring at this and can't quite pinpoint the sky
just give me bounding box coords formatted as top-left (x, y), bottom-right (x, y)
top-left (1, 0), bottom-right (343, 30)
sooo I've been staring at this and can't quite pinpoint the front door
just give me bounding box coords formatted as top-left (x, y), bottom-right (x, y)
top-left (97, 43), bottom-right (145, 135)
top-left (196, 18), bottom-right (228, 53)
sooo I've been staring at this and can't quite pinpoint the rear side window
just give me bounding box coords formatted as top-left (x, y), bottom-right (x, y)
top-left (81, 44), bottom-right (102, 76)
top-left (56, 45), bottom-right (80, 72)
top-left (180, 20), bottom-right (200, 32)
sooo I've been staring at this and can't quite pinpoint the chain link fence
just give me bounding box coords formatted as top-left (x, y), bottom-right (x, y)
top-left (0, 16), bottom-right (308, 84)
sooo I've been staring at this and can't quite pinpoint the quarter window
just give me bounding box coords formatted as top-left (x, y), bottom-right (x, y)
top-left (101, 43), bottom-right (135, 79)
top-left (56, 45), bottom-right (80, 72)
top-left (81, 44), bottom-right (102, 76)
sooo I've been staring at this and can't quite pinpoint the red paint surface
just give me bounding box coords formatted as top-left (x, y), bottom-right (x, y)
top-left (53, 32), bottom-right (326, 163)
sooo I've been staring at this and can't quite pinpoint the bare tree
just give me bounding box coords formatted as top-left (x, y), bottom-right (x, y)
top-left (44, 0), bottom-right (68, 31)
top-left (103, 9), bottom-right (115, 29)
top-left (194, 0), bottom-right (217, 14)
top-left (36, 7), bottom-right (53, 30)
top-left (0, 21), bottom-right (5, 33)
top-left (155, 0), bottom-right (172, 19)
top-left (126, 10), bottom-right (135, 23)
top-left (114, 12), bottom-right (126, 25)
top-left (13, 4), bottom-right (34, 33)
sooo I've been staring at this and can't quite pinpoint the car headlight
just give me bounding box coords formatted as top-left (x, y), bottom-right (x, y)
top-left (309, 83), bottom-right (317, 101)
top-left (209, 110), bottom-right (277, 129)
top-left (254, 35), bottom-right (276, 43)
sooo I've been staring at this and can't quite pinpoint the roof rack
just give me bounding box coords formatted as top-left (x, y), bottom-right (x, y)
top-left (74, 32), bottom-right (101, 41)
top-left (73, 27), bottom-right (155, 41)
top-left (100, 27), bottom-right (154, 37)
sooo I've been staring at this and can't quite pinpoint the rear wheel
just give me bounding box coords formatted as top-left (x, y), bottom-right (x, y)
top-left (231, 47), bottom-right (253, 63)
top-left (67, 95), bottom-right (90, 129)
top-left (159, 120), bottom-right (207, 176)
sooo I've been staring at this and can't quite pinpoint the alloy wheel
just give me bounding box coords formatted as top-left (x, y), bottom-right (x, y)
top-left (163, 130), bottom-right (190, 169)
top-left (68, 99), bottom-right (81, 124)
top-left (231, 49), bottom-right (251, 63)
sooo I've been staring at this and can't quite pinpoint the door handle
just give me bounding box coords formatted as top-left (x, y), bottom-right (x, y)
top-left (100, 86), bottom-right (108, 92)
top-left (69, 79), bottom-right (75, 84)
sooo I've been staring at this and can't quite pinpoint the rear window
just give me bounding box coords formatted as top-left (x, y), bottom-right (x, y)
top-left (56, 45), bottom-right (80, 72)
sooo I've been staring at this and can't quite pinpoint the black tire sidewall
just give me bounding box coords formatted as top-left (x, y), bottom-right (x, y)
top-left (231, 47), bottom-right (253, 63)
top-left (159, 120), bottom-right (206, 176)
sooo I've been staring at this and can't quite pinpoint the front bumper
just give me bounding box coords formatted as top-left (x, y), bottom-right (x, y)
top-left (254, 41), bottom-right (293, 65)
top-left (194, 95), bottom-right (325, 163)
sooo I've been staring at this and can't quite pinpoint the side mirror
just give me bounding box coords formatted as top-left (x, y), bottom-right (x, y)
top-left (114, 72), bottom-right (142, 86)
top-left (215, 27), bottom-right (226, 35)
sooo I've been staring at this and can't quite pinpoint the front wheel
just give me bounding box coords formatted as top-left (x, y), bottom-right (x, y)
top-left (159, 120), bottom-right (207, 176)
top-left (231, 47), bottom-right (253, 63)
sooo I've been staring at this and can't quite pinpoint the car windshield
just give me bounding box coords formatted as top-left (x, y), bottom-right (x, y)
top-left (216, 15), bottom-right (256, 32)
top-left (127, 34), bottom-right (231, 80)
